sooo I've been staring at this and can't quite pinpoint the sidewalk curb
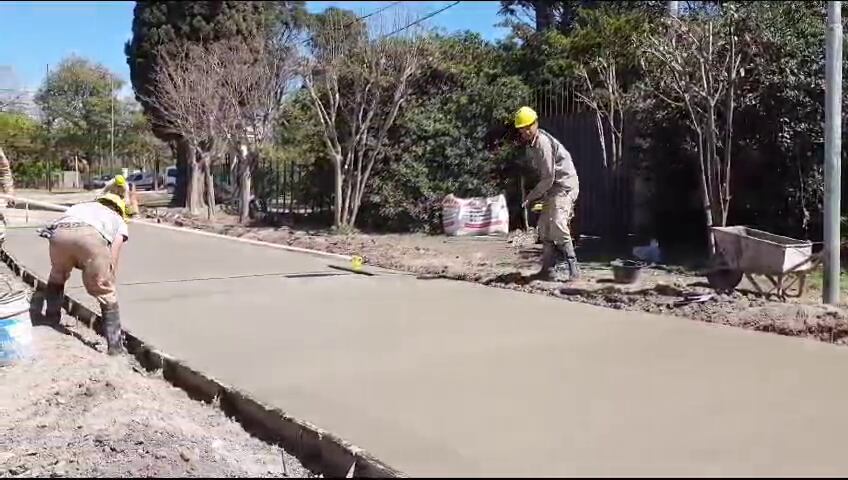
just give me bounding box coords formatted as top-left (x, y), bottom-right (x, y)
top-left (0, 247), bottom-right (404, 479)
top-left (133, 219), bottom-right (354, 262)
top-left (0, 193), bottom-right (353, 264)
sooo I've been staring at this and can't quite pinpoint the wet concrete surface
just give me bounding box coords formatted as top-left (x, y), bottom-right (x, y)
top-left (6, 214), bottom-right (848, 476)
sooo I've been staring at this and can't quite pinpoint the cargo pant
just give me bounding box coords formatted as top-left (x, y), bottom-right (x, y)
top-left (47, 225), bottom-right (118, 306)
top-left (537, 187), bottom-right (579, 246)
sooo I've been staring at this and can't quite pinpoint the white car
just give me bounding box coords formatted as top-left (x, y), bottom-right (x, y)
top-left (128, 172), bottom-right (158, 191)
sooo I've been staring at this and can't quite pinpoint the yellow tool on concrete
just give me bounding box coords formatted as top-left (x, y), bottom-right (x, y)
top-left (351, 256), bottom-right (364, 271)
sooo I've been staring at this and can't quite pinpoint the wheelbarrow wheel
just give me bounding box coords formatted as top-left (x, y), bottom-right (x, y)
top-left (707, 268), bottom-right (743, 293)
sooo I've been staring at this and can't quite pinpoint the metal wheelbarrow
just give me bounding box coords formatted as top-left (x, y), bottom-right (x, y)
top-left (705, 226), bottom-right (820, 301)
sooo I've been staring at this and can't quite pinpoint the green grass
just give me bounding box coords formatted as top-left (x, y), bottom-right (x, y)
top-left (805, 269), bottom-right (848, 296)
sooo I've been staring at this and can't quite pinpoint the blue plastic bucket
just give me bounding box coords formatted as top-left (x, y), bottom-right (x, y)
top-left (0, 293), bottom-right (32, 366)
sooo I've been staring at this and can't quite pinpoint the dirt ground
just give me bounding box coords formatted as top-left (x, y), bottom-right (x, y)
top-left (0, 268), bottom-right (314, 478)
top-left (142, 207), bottom-right (848, 347)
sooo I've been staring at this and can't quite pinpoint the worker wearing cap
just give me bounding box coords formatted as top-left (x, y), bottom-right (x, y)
top-left (515, 106), bottom-right (581, 282)
top-left (99, 174), bottom-right (137, 216)
top-left (38, 193), bottom-right (129, 355)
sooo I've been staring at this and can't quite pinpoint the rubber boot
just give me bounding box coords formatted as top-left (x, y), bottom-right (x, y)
top-left (101, 303), bottom-right (125, 356)
top-left (536, 242), bottom-right (558, 279)
top-left (563, 239), bottom-right (581, 281)
top-left (44, 282), bottom-right (64, 325)
top-left (550, 253), bottom-right (572, 282)
top-left (551, 241), bottom-right (579, 283)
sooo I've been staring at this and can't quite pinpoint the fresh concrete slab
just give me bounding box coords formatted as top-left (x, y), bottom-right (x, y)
top-left (6, 221), bottom-right (848, 477)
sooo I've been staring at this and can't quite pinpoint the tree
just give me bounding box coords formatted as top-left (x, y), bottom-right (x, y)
top-left (642, 6), bottom-right (754, 253)
top-left (117, 106), bottom-right (170, 181)
top-left (142, 42), bottom-right (231, 218)
top-left (216, 10), bottom-right (302, 224)
top-left (0, 112), bottom-right (39, 163)
top-left (498, 1), bottom-right (665, 33)
top-left (363, 32), bottom-right (530, 232)
top-left (126, 1), bottom-right (306, 208)
top-left (302, 8), bottom-right (425, 229)
top-left (547, 7), bottom-right (653, 169)
top-left (34, 56), bottom-right (123, 172)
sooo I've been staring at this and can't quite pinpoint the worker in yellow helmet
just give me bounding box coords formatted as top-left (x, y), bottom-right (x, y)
top-left (99, 174), bottom-right (138, 217)
top-left (37, 193), bottom-right (130, 355)
top-left (515, 106), bottom-right (581, 282)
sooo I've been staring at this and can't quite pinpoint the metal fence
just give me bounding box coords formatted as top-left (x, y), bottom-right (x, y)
top-left (533, 84), bottom-right (635, 241)
top-left (213, 154), bottom-right (333, 217)
top-left (211, 84), bottom-right (635, 233)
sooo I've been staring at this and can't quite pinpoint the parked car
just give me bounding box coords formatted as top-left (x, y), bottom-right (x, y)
top-left (128, 172), bottom-right (158, 191)
top-left (84, 174), bottom-right (113, 191)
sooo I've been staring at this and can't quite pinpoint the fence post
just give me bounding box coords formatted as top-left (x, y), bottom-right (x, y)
top-left (289, 163), bottom-right (296, 214)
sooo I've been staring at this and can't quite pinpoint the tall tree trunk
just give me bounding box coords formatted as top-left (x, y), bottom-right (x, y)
top-left (534, 0), bottom-right (554, 32)
top-left (706, 108), bottom-right (724, 227)
top-left (342, 167), bottom-right (353, 227)
top-left (238, 150), bottom-right (253, 224)
top-left (723, 21), bottom-right (736, 228)
top-left (173, 137), bottom-right (190, 207)
top-left (696, 134), bottom-right (716, 255)
top-left (186, 148), bottom-right (204, 216)
top-left (203, 153), bottom-right (216, 220)
top-left (332, 158), bottom-right (342, 228)
top-left (349, 185), bottom-right (363, 228)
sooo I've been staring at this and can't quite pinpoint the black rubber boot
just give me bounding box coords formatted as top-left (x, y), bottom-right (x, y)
top-left (101, 303), bottom-right (125, 356)
top-left (44, 282), bottom-right (64, 325)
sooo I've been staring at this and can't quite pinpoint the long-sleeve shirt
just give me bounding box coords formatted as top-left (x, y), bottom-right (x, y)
top-left (524, 129), bottom-right (579, 203)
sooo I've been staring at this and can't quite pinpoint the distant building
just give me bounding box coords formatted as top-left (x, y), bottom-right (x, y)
top-left (0, 65), bottom-right (41, 120)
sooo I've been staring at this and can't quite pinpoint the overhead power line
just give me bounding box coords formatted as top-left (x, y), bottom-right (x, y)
top-left (359, 1), bottom-right (402, 21)
top-left (382, 1), bottom-right (462, 39)
top-left (300, 1), bottom-right (403, 46)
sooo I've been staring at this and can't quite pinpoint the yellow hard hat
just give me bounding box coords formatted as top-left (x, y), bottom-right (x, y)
top-left (514, 106), bottom-right (538, 129)
top-left (114, 174), bottom-right (127, 187)
top-left (97, 193), bottom-right (128, 219)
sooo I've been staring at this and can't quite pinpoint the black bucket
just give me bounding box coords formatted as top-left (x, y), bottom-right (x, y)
top-left (610, 259), bottom-right (645, 284)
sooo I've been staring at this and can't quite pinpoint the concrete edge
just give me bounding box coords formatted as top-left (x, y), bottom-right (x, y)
top-left (0, 248), bottom-right (405, 479)
top-left (133, 219), bottom-right (354, 263)
top-left (0, 193), bottom-right (352, 263)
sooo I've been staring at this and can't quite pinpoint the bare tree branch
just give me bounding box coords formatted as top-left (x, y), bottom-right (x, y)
top-left (643, 13), bottom-right (752, 253)
top-left (301, 9), bottom-right (424, 229)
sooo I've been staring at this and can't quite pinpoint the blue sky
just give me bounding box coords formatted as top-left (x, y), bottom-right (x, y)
top-left (0, 1), bottom-right (508, 97)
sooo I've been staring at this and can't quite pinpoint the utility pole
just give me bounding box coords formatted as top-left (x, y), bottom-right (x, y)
top-left (667, 1), bottom-right (679, 17)
top-left (45, 63), bottom-right (51, 192)
top-left (110, 75), bottom-right (115, 174)
top-left (824, 1), bottom-right (843, 305)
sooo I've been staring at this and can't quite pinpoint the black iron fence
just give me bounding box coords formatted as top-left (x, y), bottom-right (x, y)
top-left (532, 83), bottom-right (635, 241)
top-left (213, 154), bottom-right (334, 217)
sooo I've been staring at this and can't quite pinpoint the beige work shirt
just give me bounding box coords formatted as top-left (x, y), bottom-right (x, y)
top-left (524, 129), bottom-right (579, 203)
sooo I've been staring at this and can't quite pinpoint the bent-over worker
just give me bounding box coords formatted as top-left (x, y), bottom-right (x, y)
top-left (38, 193), bottom-right (129, 355)
top-left (515, 106), bottom-right (581, 282)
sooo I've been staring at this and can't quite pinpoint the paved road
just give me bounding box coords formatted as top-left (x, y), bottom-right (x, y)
top-left (6, 213), bottom-right (848, 476)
